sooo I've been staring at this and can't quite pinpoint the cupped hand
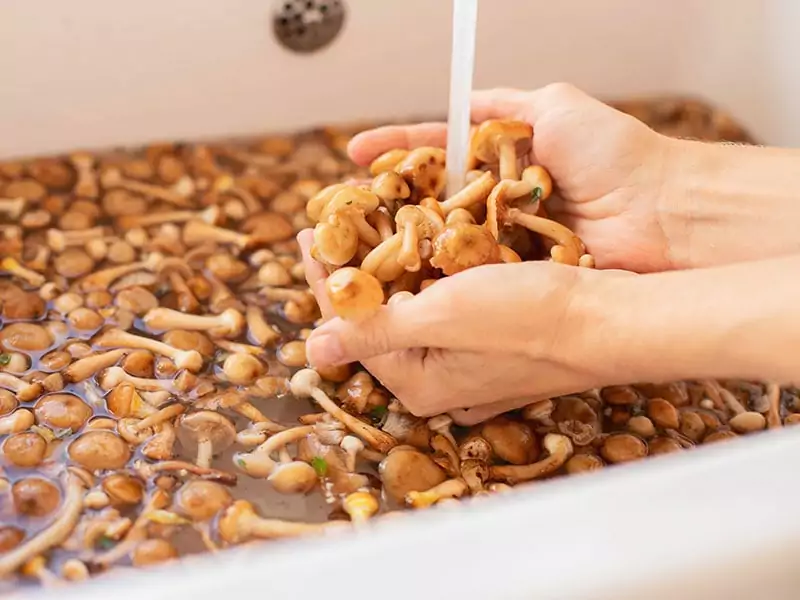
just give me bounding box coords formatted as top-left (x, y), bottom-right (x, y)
top-left (348, 83), bottom-right (677, 273)
top-left (299, 231), bottom-right (635, 425)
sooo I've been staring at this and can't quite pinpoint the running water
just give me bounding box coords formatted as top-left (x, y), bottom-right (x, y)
top-left (445, 0), bottom-right (479, 197)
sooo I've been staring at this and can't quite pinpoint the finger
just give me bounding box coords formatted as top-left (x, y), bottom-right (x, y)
top-left (305, 295), bottom-right (440, 367)
top-left (469, 87), bottom-right (536, 122)
top-left (448, 396), bottom-right (536, 426)
top-left (296, 230), bottom-right (335, 321)
top-left (347, 123), bottom-right (447, 166)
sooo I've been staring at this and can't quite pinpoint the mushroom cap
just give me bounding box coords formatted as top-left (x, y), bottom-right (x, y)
top-left (33, 393), bottom-right (93, 431)
top-left (12, 477), bottom-right (61, 517)
top-left (481, 417), bottom-right (538, 465)
top-left (306, 183), bottom-right (349, 223)
top-left (68, 430), bottom-right (131, 470)
top-left (320, 187), bottom-right (380, 221)
top-left (312, 214), bottom-right (359, 266)
top-left (369, 149), bottom-right (409, 176)
top-left (132, 539), bottom-right (179, 567)
top-left (430, 223), bottom-right (502, 276)
top-left (396, 147), bottom-right (446, 200)
top-left (268, 462), bottom-right (318, 495)
top-left (102, 473), bottom-right (145, 506)
top-left (0, 322), bottom-right (53, 352)
top-left (471, 119), bottom-right (533, 164)
top-left (175, 480), bottom-right (233, 520)
top-left (325, 267), bottom-right (384, 321)
top-left (290, 369), bottom-right (322, 398)
top-left (378, 447), bottom-right (447, 503)
top-left (222, 352), bottom-right (265, 385)
top-left (370, 171), bottom-right (411, 203)
top-left (176, 410), bottom-right (236, 455)
top-left (218, 500), bottom-right (257, 544)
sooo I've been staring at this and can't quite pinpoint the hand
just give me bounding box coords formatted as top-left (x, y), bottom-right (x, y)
top-left (348, 83), bottom-right (677, 273)
top-left (299, 230), bottom-right (636, 424)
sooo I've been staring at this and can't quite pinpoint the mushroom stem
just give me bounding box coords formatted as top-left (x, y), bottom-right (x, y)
top-left (1, 257), bottom-right (45, 287)
top-left (183, 221), bottom-right (252, 249)
top-left (218, 501), bottom-right (342, 544)
top-left (196, 439), bottom-right (213, 469)
top-left (117, 206), bottom-right (220, 230)
top-left (232, 426), bottom-right (313, 478)
top-left (705, 380), bottom-right (746, 415)
top-left (46, 227), bottom-right (106, 252)
top-left (133, 460), bottom-right (237, 485)
top-left (0, 197), bottom-right (27, 219)
top-left (246, 305), bottom-right (280, 347)
top-left (437, 172), bottom-right (496, 215)
top-left (96, 328), bottom-right (204, 372)
top-left (291, 370), bottom-right (397, 453)
top-left (167, 271), bottom-right (201, 313)
top-left (135, 404), bottom-right (186, 431)
top-left (397, 219), bottom-right (421, 271)
top-left (78, 255), bottom-right (161, 292)
top-left (99, 366), bottom-right (176, 393)
top-left (360, 233), bottom-right (404, 282)
top-left (766, 383), bottom-right (782, 428)
top-left (100, 168), bottom-right (193, 207)
top-left (342, 491), bottom-right (379, 525)
top-left (506, 209), bottom-right (583, 266)
top-left (0, 473), bottom-right (86, 577)
top-left (497, 139), bottom-right (519, 180)
top-left (141, 422), bottom-right (177, 461)
top-left (63, 349), bottom-right (127, 383)
top-left (70, 153), bottom-right (99, 198)
top-left (489, 434), bottom-right (574, 484)
top-left (0, 373), bottom-right (43, 401)
top-left (405, 478), bottom-right (468, 509)
top-left (143, 307), bottom-right (245, 338)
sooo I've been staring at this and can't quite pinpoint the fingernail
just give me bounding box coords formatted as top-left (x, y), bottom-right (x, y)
top-left (306, 333), bottom-right (344, 367)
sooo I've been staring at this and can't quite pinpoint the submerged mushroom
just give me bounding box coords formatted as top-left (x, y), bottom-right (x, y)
top-left (176, 411), bottom-right (236, 469)
top-left (378, 446), bottom-right (447, 503)
top-left (217, 500), bottom-right (342, 545)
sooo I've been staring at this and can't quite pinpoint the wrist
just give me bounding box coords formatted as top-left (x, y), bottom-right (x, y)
top-left (658, 137), bottom-right (800, 269)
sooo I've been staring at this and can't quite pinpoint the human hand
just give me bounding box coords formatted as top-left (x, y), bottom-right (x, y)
top-left (348, 83), bottom-right (677, 273)
top-left (299, 230), bottom-right (637, 424)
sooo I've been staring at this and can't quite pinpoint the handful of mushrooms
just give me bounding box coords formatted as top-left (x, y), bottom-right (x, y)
top-left (307, 119), bottom-right (594, 321)
top-left (0, 103), bottom-right (791, 589)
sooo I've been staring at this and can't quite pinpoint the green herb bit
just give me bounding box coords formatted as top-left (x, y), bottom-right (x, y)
top-left (531, 187), bottom-right (542, 202)
top-left (96, 535), bottom-right (116, 550)
top-left (236, 457), bottom-right (247, 469)
top-left (369, 405), bottom-right (388, 423)
top-left (311, 456), bottom-right (328, 477)
top-left (0, 353), bottom-right (11, 366)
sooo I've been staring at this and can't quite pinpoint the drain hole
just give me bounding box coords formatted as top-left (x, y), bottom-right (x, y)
top-left (272, 0), bottom-right (346, 54)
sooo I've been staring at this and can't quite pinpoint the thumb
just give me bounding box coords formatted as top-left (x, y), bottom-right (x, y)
top-left (305, 298), bottom-right (438, 367)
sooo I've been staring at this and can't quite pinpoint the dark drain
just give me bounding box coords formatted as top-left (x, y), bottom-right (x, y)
top-left (272, 0), bottom-right (346, 54)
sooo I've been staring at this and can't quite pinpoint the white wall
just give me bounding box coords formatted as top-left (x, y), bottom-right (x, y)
top-left (0, 0), bottom-right (794, 159)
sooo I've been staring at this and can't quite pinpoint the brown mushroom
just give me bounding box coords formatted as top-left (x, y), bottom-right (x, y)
top-left (96, 328), bottom-right (204, 373)
top-left (312, 213), bottom-right (359, 267)
top-left (143, 307), bottom-right (245, 338)
top-left (68, 431), bottom-right (131, 470)
top-left (33, 393), bottom-right (92, 431)
top-left (378, 446), bottom-right (447, 503)
top-left (12, 478), bottom-right (61, 518)
top-left (469, 119), bottom-right (533, 180)
top-left (490, 433), bottom-right (573, 483)
top-left (174, 480), bottom-right (233, 521)
top-left (222, 353), bottom-right (265, 385)
top-left (176, 411), bottom-right (236, 468)
top-left (396, 147), bottom-right (446, 201)
top-left (359, 233), bottom-right (405, 282)
top-left (325, 267), bottom-right (385, 321)
top-left (3, 431), bottom-right (47, 467)
top-left (131, 539), bottom-right (179, 567)
top-left (217, 500), bottom-right (342, 544)
top-left (429, 222), bottom-right (502, 275)
top-left (405, 478), bottom-right (468, 509)
top-left (318, 187), bottom-right (382, 247)
top-left (481, 417), bottom-right (538, 465)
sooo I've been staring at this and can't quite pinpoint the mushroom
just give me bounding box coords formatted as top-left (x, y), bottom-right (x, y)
top-left (246, 305), bottom-right (280, 347)
top-left (95, 328), bottom-right (204, 373)
top-left (405, 478), bottom-right (468, 509)
top-left (0, 197), bottom-right (26, 220)
top-left (232, 425), bottom-right (317, 492)
top-left (175, 411), bottom-right (235, 469)
top-left (0, 408), bottom-right (35, 432)
top-left (342, 491), bottom-right (380, 525)
top-left (481, 416), bottom-right (538, 465)
top-left (369, 149), bottom-right (409, 176)
top-left (395, 147), bottom-right (446, 201)
top-left (69, 153), bottom-right (99, 198)
top-left (217, 500), bottom-right (343, 544)
top-left (600, 433), bottom-right (648, 464)
top-left (429, 222), bottom-right (502, 276)
top-left (318, 187), bottom-right (382, 248)
top-left (565, 453), bottom-right (605, 475)
top-left (63, 349), bottom-right (127, 383)
top-left (486, 181), bottom-right (584, 265)
top-left (0, 257), bottom-right (45, 288)
top-left (291, 370), bottom-right (397, 453)
top-left (393, 205), bottom-right (444, 271)
top-left (68, 431), bottom-right (131, 471)
top-left (46, 226), bottom-right (106, 252)
top-left (183, 221), bottom-right (262, 250)
top-left (78, 253), bottom-right (163, 292)
top-left (469, 119), bottom-right (533, 180)
top-left (0, 473), bottom-right (86, 577)
top-left (370, 171), bottom-right (410, 212)
top-left (12, 477), bottom-right (61, 517)
top-left (102, 474), bottom-right (145, 506)
top-left (378, 446), bottom-right (447, 503)
top-left (4, 431), bottom-right (47, 467)
top-left (312, 213), bottom-right (359, 266)
top-left (458, 436), bottom-right (492, 493)
top-left (489, 433), bottom-right (574, 484)
top-left (359, 233), bottom-right (405, 282)
top-left (325, 267), bottom-right (384, 321)
top-left (222, 353), bottom-right (265, 385)
top-left (133, 459), bottom-right (236, 485)
top-left (116, 205), bottom-right (220, 230)
top-left (174, 480), bottom-right (233, 522)
top-left (132, 539), bottom-right (179, 568)
top-left (100, 167), bottom-right (193, 207)
top-left (0, 373), bottom-right (42, 402)
top-left (143, 307), bottom-right (245, 338)
top-left (34, 393), bottom-right (93, 431)
top-left (99, 367), bottom-right (176, 393)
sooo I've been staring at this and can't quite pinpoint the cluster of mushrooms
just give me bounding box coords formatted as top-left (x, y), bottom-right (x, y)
top-left (0, 101), bottom-right (783, 589)
top-left (309, 119), bottom-right (595, 320)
